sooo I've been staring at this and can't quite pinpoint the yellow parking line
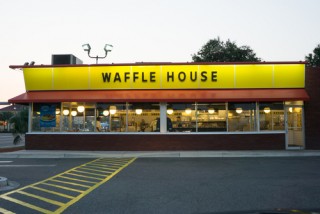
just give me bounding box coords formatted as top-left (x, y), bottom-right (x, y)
top-left (94, 161), bottom-right (127, 165)
top-left (65, 172), bottom-right (104, 181)
top-left (1, 195), bottom-right (52, 214)
top-left (96, 160), bottom-right (128, 164)
top-left (49, 179), bottom-right (91, 188)
top-left (71, 169), bottom-right (108, 177)
top-left (0, 207), bottom-right (15, 214)
top-left (58, 175), bottom-right (97, 184)
top-left (0, 158), bottom-right (136, 214)
top-left (53, 157), bottom-right (136, 214)
top-left (86, 163), bottom-right (118, 168)
top-left (16, 190), bottom-right (65, 206)
top-left (84, 164), bottom-right (117, 171)
top-left (80, 167), bottom-right (113, 174)
top-left (41, 183), bottom-right (84, 193)
top-left (30, 186), bottom-right (75, 199)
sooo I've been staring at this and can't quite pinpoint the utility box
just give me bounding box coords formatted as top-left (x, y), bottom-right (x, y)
top-left (52, 54), bottom-right (83, 65)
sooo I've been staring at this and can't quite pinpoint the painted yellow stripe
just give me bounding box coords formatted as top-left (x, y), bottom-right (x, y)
top-left (95, 161), bottom-right (127, 165)
top-left (30, 186), bottom-right (74, 199)
top-left (16, 190), bottom-right (65, 206)
top-left (94, 160), bottom-right (129, 165)
top-left (85, 164), bottom-right (117, 171)
top-left (65, 172), bottom-right (104, 181)
top-left (86, 162), bottom-right (118, 168)
top-left (71, 169), bottom-right (108, 177)
top-left (0, 158), bottom-right (104, 198)
top-left (1, 195), bottom-right (52, 214)
top-left (41, 183), bottom-right (84, 193)
top-left (50, 179), bottom-right (91, 188)
top-left (0, 158), bottom-right (136, 214)
top-left (0, 207), bottom-right (15, 214)
top-left (52, 157), bottom-right (136, 214)
top-left (58, 175), bottom-right (97, 184)
top-left (80, 167), bottom-right (113, 174)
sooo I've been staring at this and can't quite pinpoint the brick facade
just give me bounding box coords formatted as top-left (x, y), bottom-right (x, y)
top-left (305, 66), bottom-right (320, 149)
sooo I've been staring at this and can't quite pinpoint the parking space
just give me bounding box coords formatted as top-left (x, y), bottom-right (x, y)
top-left (0, 158), bottom-right (136, 213)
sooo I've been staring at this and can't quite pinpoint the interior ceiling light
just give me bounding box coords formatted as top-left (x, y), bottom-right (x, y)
top-left (208, 108), bottom-right (215, 114)
top-left (264, 107), bottom-right (271, 114)
top-left (110, 106), bottom-right (117, 115)
top-left (167, 108), bottom-right (173, 115)
top-left (63, 109), bottom-right (69, 116)
top-left (236, 108), bottom-right (243, 114)
top-left (77, 105), bottom-right (85, 113)
top-left (103, 110), bottom-right (110, 116)
top-left (185, 108), bottom-right (192, 115)
top-left (71, 110), bottom-right (77, 116)
top-left (135, 109), bottom-right (143, 115)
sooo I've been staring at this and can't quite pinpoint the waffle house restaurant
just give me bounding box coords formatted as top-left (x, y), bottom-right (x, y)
top-left (9, 60), bottom-right (314, 151)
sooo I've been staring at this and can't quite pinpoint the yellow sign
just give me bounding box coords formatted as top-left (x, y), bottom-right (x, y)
top-left (23, 64), bottom-right (305, 91)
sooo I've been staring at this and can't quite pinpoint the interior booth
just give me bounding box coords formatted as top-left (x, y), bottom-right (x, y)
top-left (9, 60), bottom-right (309, 151)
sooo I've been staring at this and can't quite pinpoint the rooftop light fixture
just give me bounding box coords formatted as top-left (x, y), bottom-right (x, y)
top-left (82, 43), bottom-right (113, 64)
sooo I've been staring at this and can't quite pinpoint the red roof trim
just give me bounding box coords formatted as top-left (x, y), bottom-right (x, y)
top-left (8, 89), bottom-right (309, 103)
top-left (9, 61), bottom-right (306, 69)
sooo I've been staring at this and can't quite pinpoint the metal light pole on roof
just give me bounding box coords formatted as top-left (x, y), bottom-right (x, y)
top-left (82, 44), bottom-right (113, 64)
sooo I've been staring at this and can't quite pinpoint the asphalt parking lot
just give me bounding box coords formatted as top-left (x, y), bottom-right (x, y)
top-left (1, 157), bottom-right (320, 214)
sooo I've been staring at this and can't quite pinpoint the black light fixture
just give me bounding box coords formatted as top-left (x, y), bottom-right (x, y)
top-left (82, 43), bottom-right (113, 64)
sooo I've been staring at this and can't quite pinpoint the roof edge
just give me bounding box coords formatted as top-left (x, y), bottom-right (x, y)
top-left (9, 61), bottom-right (307, 69)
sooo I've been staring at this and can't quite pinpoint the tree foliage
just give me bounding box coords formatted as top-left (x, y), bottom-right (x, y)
top-left (305, 44), bottom-right (320, 67)
top-left (192, 37), bottom-right (261, 62)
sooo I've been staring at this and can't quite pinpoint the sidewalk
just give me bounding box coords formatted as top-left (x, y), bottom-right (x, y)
top-left (1, 149), bottom-right (320, 158)
top-left (0, 133), bottom-right (25, 153)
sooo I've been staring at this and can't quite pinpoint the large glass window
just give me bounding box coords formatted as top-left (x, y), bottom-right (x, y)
top-left (30, 101), bottom-right (293, 133)
top-left (32, 103), bottom-right (61, 132)
top-left (127, 103), bottom-right (160, 132)
top-left (196, 103), bottom-right (227, 132)
top-left (228, 102), bottom-right (257, 132)
top-left (96, 103), bottom-right (126, 132)
top-left (168, 103), bottom-right (195, 132)
top-left (61, 102), bottom-right (95, 132)
top-left (259, 102), bottom-right (284, 131)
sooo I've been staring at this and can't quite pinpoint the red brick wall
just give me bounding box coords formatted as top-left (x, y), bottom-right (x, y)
top-left (26, 133), bottom-right (285, 151)
top-left (305, 66), bottom-right (320, 149)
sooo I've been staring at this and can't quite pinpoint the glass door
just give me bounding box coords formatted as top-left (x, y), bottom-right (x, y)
top-left (285, 106), bottom-right (304, 149)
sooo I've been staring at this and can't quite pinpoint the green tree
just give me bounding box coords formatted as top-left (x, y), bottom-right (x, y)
top-left (9, 109), bottom-right (28, 144)
top-left (305, 44), bottom-right (320, 67)
top-left (0, 112), bottom-right (14, 132)
top-left (192, 37), bottom-right (261, 62)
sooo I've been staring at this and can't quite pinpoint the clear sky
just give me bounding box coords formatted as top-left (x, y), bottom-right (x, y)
top-left (0, 0), bottom-right (319, 103)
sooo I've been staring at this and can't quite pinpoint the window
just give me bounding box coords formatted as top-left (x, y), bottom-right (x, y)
top-left (127, 103), bottom-right (160, 132)
top-left (32, 103), bottom-right (60, 132)
top-left (196, 103), bottom-right (227, 132)
top-left (167, 103), bottom-right (195, 132)
top-left (96, 103), bottom-right (126, 132)
top-left (228, 102), bottom-right (257, 132)
top-left (259, 102), bottom-right (284, 131)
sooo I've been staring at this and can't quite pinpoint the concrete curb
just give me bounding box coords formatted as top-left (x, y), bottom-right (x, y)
top-left (1, 150), bottom-right (320, 158)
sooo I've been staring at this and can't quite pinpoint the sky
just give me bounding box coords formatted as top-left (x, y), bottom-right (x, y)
top-left (0, 0), bottom-right (319, 103)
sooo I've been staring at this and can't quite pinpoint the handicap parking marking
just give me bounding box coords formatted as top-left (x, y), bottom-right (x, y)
top-left (0, 157), bottom-right (136, 214)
